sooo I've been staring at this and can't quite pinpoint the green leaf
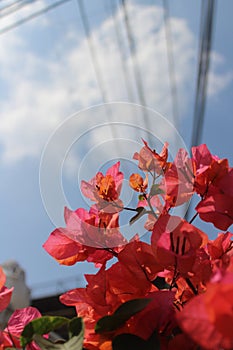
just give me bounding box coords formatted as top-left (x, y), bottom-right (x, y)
top-left (69, 317), bottom-right (83, 338)
top-left (152, 276), bottom-right (170, 290)
top-left (95, 298), bottom-right (151, 334)
top-left (20, 316), bottom-right (70, 347)
top-left (149, 184), bottom-right (164, 197)
top-left (112, 334), bottom-right (147, 350)
top-left (147, 330), bottom-right (160, 350)
top-left (138, 194), bottom-right (145, 201)
top-left (112, 330), bottom-right (160, 350)
top-left (33, 332), bottom-right (84, 350)
top-left (129, 207), bottom-right (147, 225)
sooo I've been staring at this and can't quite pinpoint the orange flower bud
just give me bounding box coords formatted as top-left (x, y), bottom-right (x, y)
top-left (129, 173), bottom-right (148, 192)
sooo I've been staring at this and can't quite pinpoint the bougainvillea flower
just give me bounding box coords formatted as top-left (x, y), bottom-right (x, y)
top-left (61, 265), bottom-right (116, 316)
top-left (60, 287), bottom-right (99, 345)
top-left (91, 291), bottom-right (176, 348)
top-left (81, 162), bottom-right (124, 212)
top-left (0, 267), bottom-right (13, 313)
top-left (43, 140), bottom-right (233, 350)
top-left (177, 271), bottom-right (233, 350)
top-left (60, 265), bottom-right (119, 349)
top-left (207, 231), bottom-right (233, 260)
top-left (190, 253), bottom-right (211, 285)
top-left (192, 143), bottom-right (216, 171)
top-left (192, 147), bottom-right (233, 230)
top-left (107, 241), bottom-right (162, 301)
top-left (1, 307), bottom-right (41, 349)
top-left (61, 249), bottom-right (160, 349)
top-left (129, 173), bottom-right (148, 192)
top-left (192, 144), bottom-right (229, 196)
top-left (151, 215), bottom-right (208, 276)
top-left (170, 250), bottom-right (212, 304)
top-left (133, 140), bottom-right (169, 173)
top-left (163, 148), bottom-right (194, 208)
top-left (62, 241), bottom-right (160, 344)
top-left (43, 228), bottom-right (91, 265)
top-left (216, 167), bottom-right (233, 196)
top-left (126, 290), bottom-right (176, 340)
top-left (64, 206), bottom-right (127, 249)
top-left (196, 193), bottom-right (233, 231)
top-left (43, 205), bottom-right (127, 266)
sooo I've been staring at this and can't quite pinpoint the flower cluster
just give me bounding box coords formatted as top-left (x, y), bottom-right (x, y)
top-left (43, 141), bottom-right (233, 350)
top-left (1, 141), bottom-right (232, 350)
top-left (0, 267), bottom-right (41, 349)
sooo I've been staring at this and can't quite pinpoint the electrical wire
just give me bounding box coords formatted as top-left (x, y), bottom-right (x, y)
top-left (0, 0), bottom-right (72, 35)
top-left (162, 0), bottom-right (179, 128)
top-left (76, 0), bottom-right (108, 104)
top-left (107, 0), bottom-right (135, 102)
top-left (76, 0), bottom-right (117, 141)
top-left (0, 0), bottom-right (38, 19)
top-left (185, 0), bottom-right (216, 221)
top-left (120, 0), bottom-right (147, 108)
top-left (120, 0), bottom-right (154, 146)
top-left (191, 0), bottom-right (216, 148)
top-left (0, 0), bottom-right (25, 13)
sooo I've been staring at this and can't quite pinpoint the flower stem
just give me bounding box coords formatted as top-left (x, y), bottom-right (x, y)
top-left (185, 278), bottom-right (198, 295)
top-left (189, 212), bottom-right (198, 224)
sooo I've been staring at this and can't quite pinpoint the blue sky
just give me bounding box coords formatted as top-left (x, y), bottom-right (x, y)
top-left (0, 0), bottom-right (232, 298)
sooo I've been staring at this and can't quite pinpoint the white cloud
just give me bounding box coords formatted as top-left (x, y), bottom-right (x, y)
top-left (0, 2), bottom-right (231, 165)
top-left (207, 52), bottom-right (233, 97)
top-left (0, 0), bottom-right (48, 33)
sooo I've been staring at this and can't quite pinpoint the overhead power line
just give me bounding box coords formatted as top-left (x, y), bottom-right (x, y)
top-left (121, 0), bottom-right (147, 109)
top-left (120, 0), bottom-right (154, 145)
top-left (0, 0), bottom-right (25, 13)
top-left (185, 0), bottom-right (216, 221)
top-left (76, 0), bottom-right (118, 141)
top-left (107, 0), bottom-right (135, 102)
top-left (162, 0), bottom-right (179, 128)
top-left (0, 0), bottom-right (38, 19)
top-left (0, 0), bottom-right (72, 35)
top-left (76, 0), bottom-right (108, 104)
top-left (191, 0), bottom-right (216, 148)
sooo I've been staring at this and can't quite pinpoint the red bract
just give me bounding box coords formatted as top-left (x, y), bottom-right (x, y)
top-left (126, 290), bottom-right (176, 340)
top-left (60, 287), bottom-right (100, 346)
top-left (43, 228), bottom-right (90, 265)
top-left (107, 241), bottom-right (162, 301)
top-left (133, 140), bottom-right (169, 173)
top-left (81, 162), bottom-right (123, 211)
top-left (196, 193), bottom-right (233, 231)
top-left (60, 265), bottom-right (119, 349)
top-left (43, 206), bottom-right (126, 266)
top-left (207, 231), bottom-right (233, 260)
top-left (207, 231), bottom-right (233, 271)
top-left (192, 144), bottom-right (228, 196)
top-left (0, 267), bottom-right (13, 313)
top-left (60, 242), bottom-right (162, 348)
top-left (42, 139), bottom-right (233, 350)
top-left (163, 148), bottom-right (194, 207)
top-left (177, 272), bottom-right (233, 350)
top-left (151, 215), bottom-right (208, 276)
top-left (1, 307), bottom-right (41, 349)
top-left (192, 144), bottom-right (233, 230)
top-left (189, 248), bottom-right (212, 286)
top-left (63, 206), bottom-right (125, 248)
